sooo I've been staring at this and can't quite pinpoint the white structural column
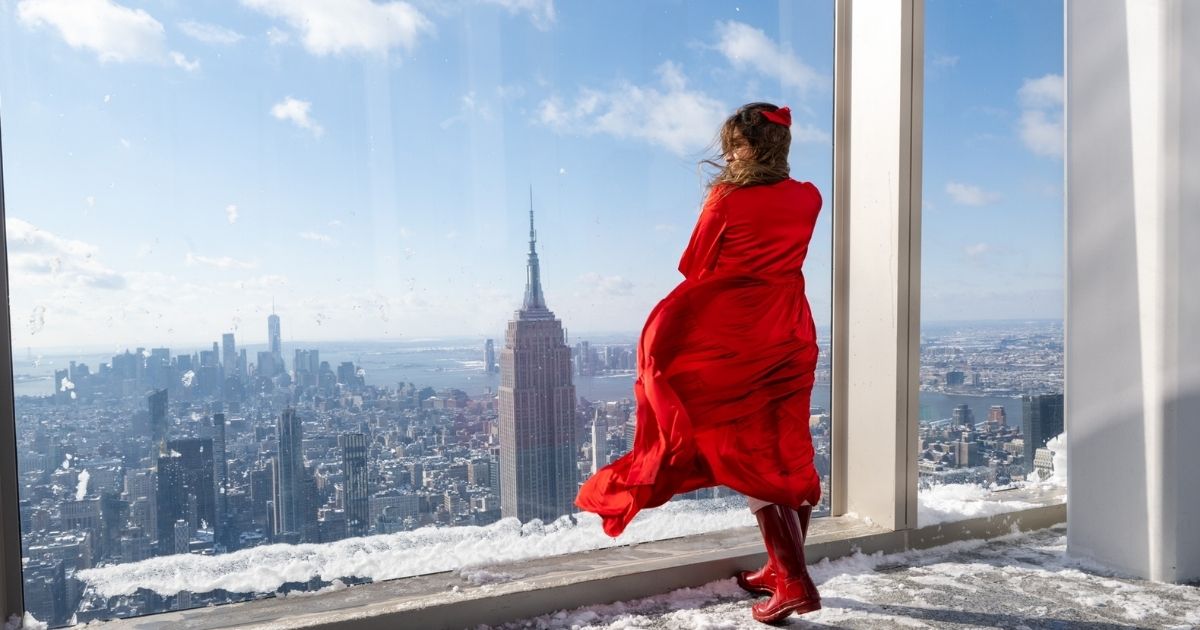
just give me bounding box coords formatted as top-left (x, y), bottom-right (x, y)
top-left (1066, 0), bottom-right (1200, 583)
top-left (832, 0), bottom-right (923, 530)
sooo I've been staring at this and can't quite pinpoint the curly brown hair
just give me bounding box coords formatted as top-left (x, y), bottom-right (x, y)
top-left (701, 102), bottom-right (791, 192)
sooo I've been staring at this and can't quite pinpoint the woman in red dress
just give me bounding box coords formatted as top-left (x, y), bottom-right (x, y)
top-left (575, 102), bottom-right (823, 623)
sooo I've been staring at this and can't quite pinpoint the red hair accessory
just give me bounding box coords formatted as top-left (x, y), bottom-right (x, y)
top-left (761, 106), bottom-right (791, 127)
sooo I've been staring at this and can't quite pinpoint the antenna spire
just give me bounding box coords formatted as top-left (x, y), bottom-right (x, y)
top-left (521, 185), bottom-right (549, 315)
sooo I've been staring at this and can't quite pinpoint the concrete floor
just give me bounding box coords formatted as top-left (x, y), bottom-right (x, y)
top-left (490, 526), bottom-right (1200, 630)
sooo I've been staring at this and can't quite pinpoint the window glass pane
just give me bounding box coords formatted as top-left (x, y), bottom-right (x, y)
top-left (1, 1), bottom-right (832, 624)
top-left (918, 0), bottom-right (1065, 525)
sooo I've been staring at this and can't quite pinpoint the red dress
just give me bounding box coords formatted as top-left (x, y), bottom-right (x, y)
top-left (576, 178), bottom-right (823, 537)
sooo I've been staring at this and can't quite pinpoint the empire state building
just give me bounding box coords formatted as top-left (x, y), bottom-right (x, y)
top-left (499, 195), bottom-right (578, 523)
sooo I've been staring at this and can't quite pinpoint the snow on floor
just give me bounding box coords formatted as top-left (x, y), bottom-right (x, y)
top-left (485, 526), bottom-right (1200, 630)
top-left (77, 497), bottom-right (755, 599)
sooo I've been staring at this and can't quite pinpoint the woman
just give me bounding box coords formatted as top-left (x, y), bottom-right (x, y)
top-left (575, 102), bottom-right (823, 624)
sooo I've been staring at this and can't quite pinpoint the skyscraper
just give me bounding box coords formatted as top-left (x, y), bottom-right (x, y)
top-left (988, 405), bottom-right (1007, 428)
top-left (485, 338), bottom-right (496, 374)
top-left (155, 438), bottom-right (214, 556)
top-left (1022, 393), bottom-right (1064, 472)
top-left (268, 312), bottom-right (283, 374)
top-left (339, 433), bottom-right (369, 538)
top-left (952, 403), bottom-right (975, 427)
top-left (211, 413), bottom-right (228, 542)
top-left (273, 408), bottom-right (304, 540)
top-left (590, 408), bottom-right (608, 475)
top-left (499, 194), bottom-right (578, 523)
top-left (221, 333), bottom-right (237, 380)
top-left (147, 389), bottom-right (168, 454)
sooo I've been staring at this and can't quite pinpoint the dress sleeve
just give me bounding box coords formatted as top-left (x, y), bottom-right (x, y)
top-left (676, 189), bottom-right (728, 280)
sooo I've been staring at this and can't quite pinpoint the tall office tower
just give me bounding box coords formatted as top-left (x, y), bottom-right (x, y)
top-left (988, 405), bottom-right (1007, 429)
top-left (293, 349), bottom-right (320, 387)
top-left (268, 312), bottom-right (283, 373)
top-left (339, 433), bottom-right (369, 538)
top-left (155, 438), bottom-right (215, 556)
top-left (124, 469), bottom-right (157, 540)
top-left (273, 408), bottom-right (304, 539)
top-left (135, 346), bottom-right (147, 388)
top-left (485, 339), bottom-right (496, 374)
top-left (256, 351), bottom-right (277, 380)
top-left (249, 466), bottom-right (274, 528)
top-left (952, 403), bottom-right (975, 427)
top-left (148, 348), bottom-right (171, 390)
top-left (1022, 393), bottom-right (1064, 472)
top-left (957, 438), bottom-right (981, 468)
top-left (53, 368), bottom-right (69, 402)
top-left (499, 195), bottom-right (578, 523)
top-left (590, 408), bottom-right (608, 475)
top-left (624, 410), bottom-right (637, 454)
top-left (147, 389), bottom-right (169, 454)
top-left (578, 340), bottom-right (593, 376)
top-left (222, 333), bottom-right (237, 380)
top-left (211, 413), bottom-right (229, 538)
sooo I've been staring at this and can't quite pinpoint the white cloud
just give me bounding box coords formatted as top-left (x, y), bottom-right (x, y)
top-left (178, 20), bottom-right (244, 45)
top-left (479, 0), bottom-right (555, 31)
top-left (1018, 74), bottom-right (1064, 109)
top-left (328, 219), bottom-right (344, 228)
top-left (1017, 74), bottom-right (1063, 158)
top-left (185, 253), bottom-right (257, 270)
top-left (6, 217), bottom-right (126, 289)
top-left (537, 61), bottom-right (727, 156)
top-left (225, 204), bottom-right (239, 224)
top-left (299, 231), bottom-right (334, 243)
top-left (945, 181), bottom-right (1000, 207)
top-left (577, 272), bottom-right (633, 297)
top-left (714, 21), bottom-right (827, 93)
top-left (169, 51), bottom-right (200, 71)
top-left (18, 0), bottom-right (196, 70)
top-left (271, 97), bottom-right (323, 136)
top-left (241, 0), bottom-right (433, 56)
top-left (18, 0), bottom-right (166, 63)
top-left (1019, 108), bottom-right (1063, 158)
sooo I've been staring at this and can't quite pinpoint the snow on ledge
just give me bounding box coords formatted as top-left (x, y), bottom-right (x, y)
top-left (77, 497), bottom-right (755, 599)
top-left (918, 432), bottom-right (1067, 526)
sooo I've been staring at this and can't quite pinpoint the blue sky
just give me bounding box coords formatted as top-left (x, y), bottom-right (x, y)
top-left (0, 0), bottom-right (1060, 352)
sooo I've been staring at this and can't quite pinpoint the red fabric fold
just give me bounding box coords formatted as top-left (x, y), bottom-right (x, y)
top-left (576, 179), bottom-right (824, 537)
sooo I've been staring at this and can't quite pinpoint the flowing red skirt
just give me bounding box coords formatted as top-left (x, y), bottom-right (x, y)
top-left (576, 273), bottom-right (822, 537)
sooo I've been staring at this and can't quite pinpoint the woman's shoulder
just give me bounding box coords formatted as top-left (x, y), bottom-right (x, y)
top-left (706, 178), bottom-right (821, 212)
top-left (784, 178), bottom-right (822, 206)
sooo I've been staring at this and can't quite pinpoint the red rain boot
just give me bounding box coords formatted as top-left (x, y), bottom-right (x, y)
top-left (750, 505), bottom-right (821, 623)
top-left (736, 506), bottom-right (812, 595)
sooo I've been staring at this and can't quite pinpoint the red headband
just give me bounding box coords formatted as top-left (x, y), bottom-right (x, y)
top-left (761, 106), bottom-right (791, 127)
